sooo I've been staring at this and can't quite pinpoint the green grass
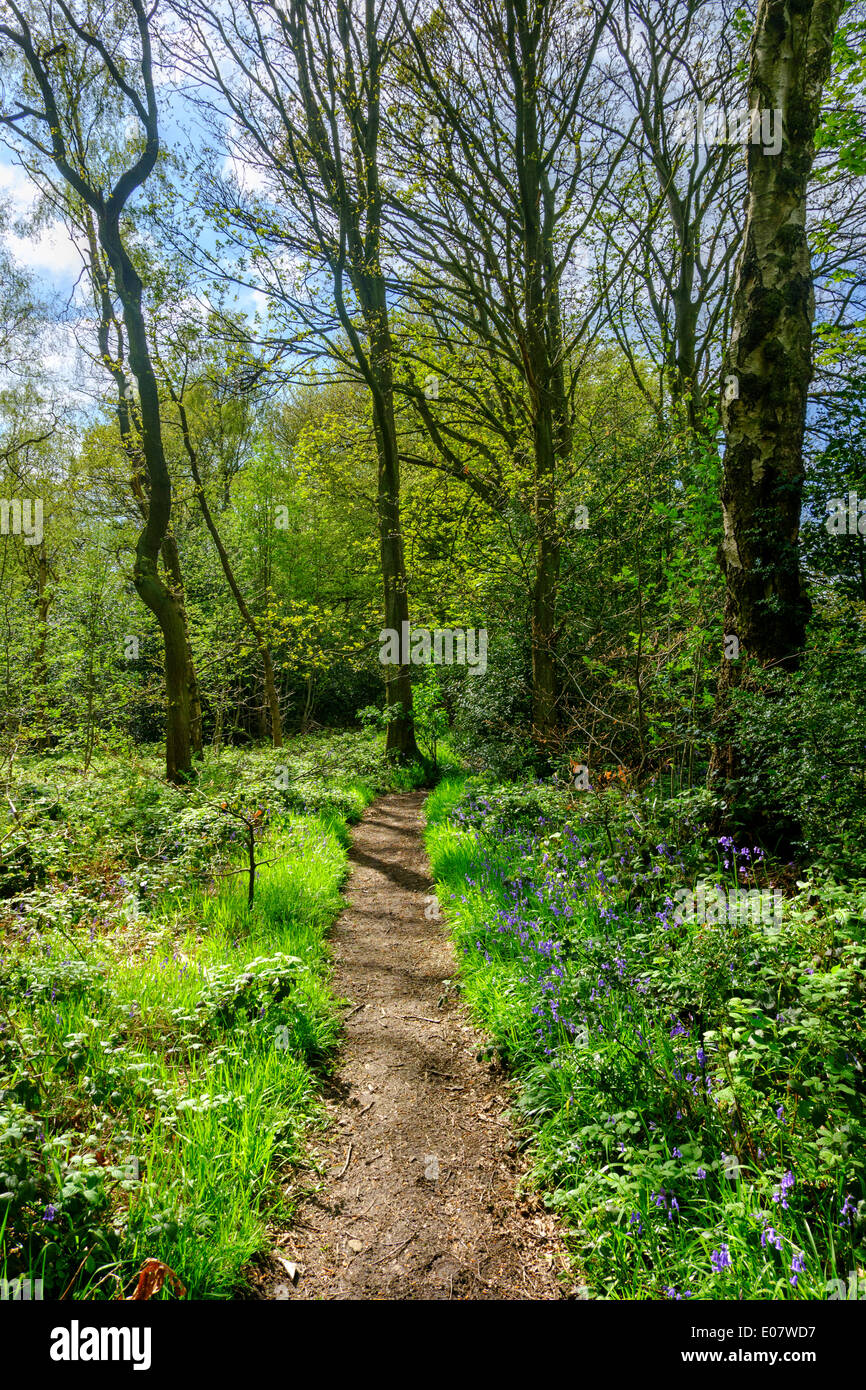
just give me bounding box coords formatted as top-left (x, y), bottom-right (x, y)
top-left (424, 775), bottom-right (866, 1301)
top-left (0, 734), bottom-right (410, 1298)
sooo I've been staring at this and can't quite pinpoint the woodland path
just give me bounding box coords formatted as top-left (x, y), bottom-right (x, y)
top-left (253, 790), bottom-right (571, 1300)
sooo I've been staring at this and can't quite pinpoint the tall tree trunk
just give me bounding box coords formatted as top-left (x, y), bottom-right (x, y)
top-left (83, 209), bottom-right (203, 766)
top-left (173, 391), bottom-right (283, 747)
top-left (0, 0), bottom-right (192, 780)
top-left (521, 30), bottom-right (568, 751)
top-left (531, 430), bottom-right (561, 747)
top-left (367, 305), bottom-right (420, 762)
top-left (159, 532), bottom-right (203, 758)
top-left (33, 542), bottom-right (51, 751)
top-left (670, 238), bottom-right (703, 430)
top-left (711, 0), bottom-right (844, 787)
top-left (103, 227), bottom-right (195, 784)
top-left (233, 0), bottom-right (421, 762)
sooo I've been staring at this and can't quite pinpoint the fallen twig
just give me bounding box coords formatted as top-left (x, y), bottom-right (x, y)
top-left (373, 1232), bottom-right (416, 1265)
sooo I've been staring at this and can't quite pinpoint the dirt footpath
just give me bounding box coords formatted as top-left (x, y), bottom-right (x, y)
top-left (256, 790), bottom-right (571, 1300)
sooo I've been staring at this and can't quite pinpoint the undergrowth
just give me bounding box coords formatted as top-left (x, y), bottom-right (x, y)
top-left (425, 774), bottom-right (866, 1300)
top-left (0, 731), bottom-right (425, 1298)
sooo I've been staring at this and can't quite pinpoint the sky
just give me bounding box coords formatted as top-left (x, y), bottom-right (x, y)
top-left (0, 73), bottom-right (265, 409)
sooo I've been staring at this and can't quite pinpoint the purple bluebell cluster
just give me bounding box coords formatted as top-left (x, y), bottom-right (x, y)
top-left (443, 784), bottom-right (863, 1298)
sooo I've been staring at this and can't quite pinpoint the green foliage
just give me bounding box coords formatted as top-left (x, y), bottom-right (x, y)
top-left (408, 671), bottom-right (449, 767)
top-left (449, 626), bottom-right (537, 777)
top-left (0, 734), bottom-right (407, 1298)
top-left (730, 648), bottom-right (866, 871)
top-left (426, 777), bottom-right (866, 1300)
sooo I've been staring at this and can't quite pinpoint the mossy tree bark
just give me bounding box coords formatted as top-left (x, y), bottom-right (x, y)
top-left (711, 0), bottom-right (845, 787)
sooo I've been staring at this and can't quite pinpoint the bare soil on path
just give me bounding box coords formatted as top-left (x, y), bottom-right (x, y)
top-left (254, 790), bottom-right (571, 1300)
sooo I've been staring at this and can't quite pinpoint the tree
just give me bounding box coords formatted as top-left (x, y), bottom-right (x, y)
top-left (0, 0), bottom-right (196, 782)
top-left (594, 0), bottom-right (746, 430)
top-left (388, 0), bottom-right (615, 749)
top-left (177, 0), bottom-right (421, 759)
top-left (160, 338), bottom-right (285, 747)
top-left (711, 0), bottom-right (847, 787)
top-left (77, 201), bottom-right (204, 757)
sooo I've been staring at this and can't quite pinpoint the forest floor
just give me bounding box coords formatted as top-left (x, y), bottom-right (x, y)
top-left (252, 790), bottom-right (570, 1300)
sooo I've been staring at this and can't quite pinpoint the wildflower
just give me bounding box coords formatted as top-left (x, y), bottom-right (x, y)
top-left (839, 1194), bottom-right (857, 1229)
top-left (43, 1204), bottom-right (57, 1222)
top-left (695, 1168), bottom-right (707, 1181)
top-left (761, 1225), bottom-right (782, 1252)
top-left (711, 1244), bottom-right (732, 1273)
top-left (790, 1252), bottom-right (806, 1288)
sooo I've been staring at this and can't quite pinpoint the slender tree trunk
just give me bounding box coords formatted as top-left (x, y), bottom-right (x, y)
top-left (518, 17), bottom-right (571, 750)
top-left (82, 208), bottom-right (202, 771)
top-left (711, 0), bottom-right (844, 786)
top-left (173, 392), bottom-right (283, 747)
top-left (159, 533), bottom-right (203, 757)
top-left (670, 251), bottom-right (703, 429)
top-left (102, 227), bottom-right (195, 784)
top-left (368, 307), bottom-right (420, 762)
top-left (1, 0), bottom-right (192, 781)
top-left (531, 435), bottom-right (561, 746)
top-left (300, 673), bottom-right (314, 733)
top-left (33, 542), bottom-right (51, 750)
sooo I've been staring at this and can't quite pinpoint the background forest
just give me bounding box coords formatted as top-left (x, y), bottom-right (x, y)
top-left (1, 0), bottom-right (865, 1304)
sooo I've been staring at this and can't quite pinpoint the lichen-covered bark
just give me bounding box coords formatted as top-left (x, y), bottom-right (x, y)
top-left (718, 0), bottom-right (844, 677)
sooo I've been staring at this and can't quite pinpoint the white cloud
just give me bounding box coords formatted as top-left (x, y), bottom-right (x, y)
top-left (0, 159), bottom-right (36, 216)
top-left (0, 156), bottom-right (85, 282)
top-left (6, 222), bottom-right (85, 279)
top-left (222, 125), bottom-right (270, 196)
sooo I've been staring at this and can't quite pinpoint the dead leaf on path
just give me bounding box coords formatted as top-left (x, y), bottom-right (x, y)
top-left (126, 1258), bottom-right (186, 1301)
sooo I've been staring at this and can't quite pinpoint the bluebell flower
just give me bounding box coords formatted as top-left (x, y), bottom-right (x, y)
top-left (711, 1244), bottom-right (731, 1273)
